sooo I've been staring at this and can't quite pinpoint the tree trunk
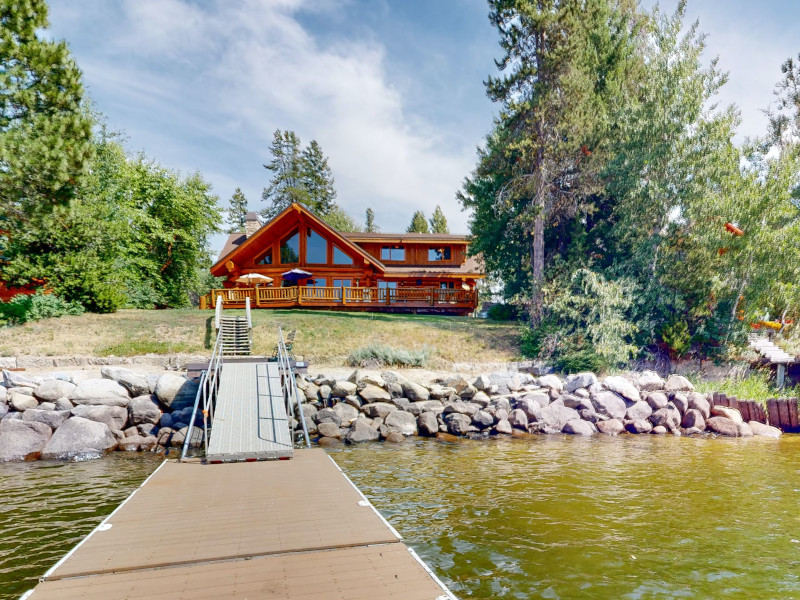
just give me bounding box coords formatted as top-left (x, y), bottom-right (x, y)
top-left (530, 213), bottom-right (545, 324)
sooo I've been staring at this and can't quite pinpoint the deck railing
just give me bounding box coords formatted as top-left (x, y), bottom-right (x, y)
top-left (206, 286), bottom-right (477, 309)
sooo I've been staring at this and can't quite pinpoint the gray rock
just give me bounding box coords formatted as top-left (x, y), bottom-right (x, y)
top-left (537, 374), bottom-right (563, 392)
top-left (54, 398), bottom-right (74, 411)
top-left (508, 408), bottom-right (529, 430)
top-left (332, 402), bottom-right (359, 424)
top-left (494, 418), bottom-right (513, 434)
top-left (681, 409), bottom-right (706, 430)
top-left (444, 375), bottom-right (471, 393)
top-left (442, 401), bottom-right (480, 417)
top-left (579, 408), bottom-right (603, 423)
top-left (671, 392), bottom-right (689, 414)
top-left (596, 419), bottom-right (624, 436)
top-left (22, 409), bottom-right (70, 429)
top-left (565, 372), bottom-right (597, 393)
top-left (444, 413), bottom-right (472, 435)
top-left (361, 402), bottom-right (397, 419)
top-left (71, 405), bottom-right (129, 431)
top-left (590, 391), bottom-right (627, 420)
top-left (562, 394), bottom-right (593, 411)
top-left (645, 392), bottom-right (669, 411)
top-left (472, 410), bottom-right (494, 429)
top-left (417, 412), bottom-right (439, 436)
top-left (473, 374), bottom-right (491, 391)
top-left (384, 411), bottom-right (418, 436)
top-left (563, 419), bottom-right (595, 436)
top-left (664, 375), bottom-right (694, 392)
top-left (636, 370), bottom-right (665, 391)
top-left (626, 419), bottom-right (653, 434)
top-left (343, 395), bottom-right (362, 410)
top-left (383, 431), bottom-right (404, 443)
top-left (10, 392), bottom-right (38, 412)
top-left (314, 407), bottom-right (342, 426)
top-left (0, 402), bottom-right (7, 419)
top-left (539, 401), bottom-right (580, 433)
top-left (470, 391), bottom-right (490, 407)
top-left (414, 400), bottom-right (444, 414)
top-left (390, 397), bottom-right (412, 411)
top-left (153, 374), bottom-right (197, 410)
top-left (71, 379), bottom-right (130, 407)
top-left (128, 395), bottom-right (162, 426)
top-left (649, 405), bottom-right (681, 431)
top-left (625, 401), bottom-right (653, 422)
top-left (749, 421), bottom-right (781, 438)
top-left (123, 426), bottom-right (139, 437)
top-left (401, 381), bottom-right (430, 401)
top-left (711, 405), bottom-right (743, 424)
top-left (520, 391), bottom-right (550, 407)
top-left (34, 379), bottom-right (77, 402)
top-left (118, 435), bottom-right (145, 452)
top-left (345, 419), bottom-right (380, 443)
top-left (331, 380), bottom-right (357, 398)
top-left (0, 419), bottom-right (52, 461)
top-left (491, 398), bottom-right (511, 413)
top-left (651, 425), bottom-right (668, 434)
top-left (737, 422), bottom-right (753, 437)
top-left (707, 416), bottom-right (739, 437)
top-left (358, 384), bottom-right (391, 403)
top-left (41, 417), bottom-right (117, 459)
top-left (514, 397), bottom-right (542, 422)
top-left (38, 402), bottom-right (55, 411)
top-left (317, 422), bottom-right (342, 439)
top-left (602, 376), bottom-right (640, 402)
top-left (101, 367), bottom-right (150, 398)
top-left (304, 382), bottom-right (320, 402)
top-left (688, 393), bottom-right (711, 420)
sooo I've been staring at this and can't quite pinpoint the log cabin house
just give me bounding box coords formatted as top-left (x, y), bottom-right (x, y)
top-left (203, 202), bottom-right (483, 315)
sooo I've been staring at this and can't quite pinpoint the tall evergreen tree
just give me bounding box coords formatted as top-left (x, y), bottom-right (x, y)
top-left (0, 0), bottom-right (94, 217)
top-left (301, 140), bottom-right (336, 215)
top-left (365, 208), bottom-right (379, 232)
top-left (261, 129), bottom-right (308, 219)
top-left (429, 205), bottom-right (449, 234)
top-left (225, 187), bottom-right (248, 233)
top-left (407, 210), bottom-right (429, 233)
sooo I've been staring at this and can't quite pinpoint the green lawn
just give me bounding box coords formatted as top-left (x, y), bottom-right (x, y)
top-left (0, 309), bottom-right (521, 367)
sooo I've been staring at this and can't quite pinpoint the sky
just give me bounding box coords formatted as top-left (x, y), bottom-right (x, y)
top-left (47, 0), bottom-right (800, 253)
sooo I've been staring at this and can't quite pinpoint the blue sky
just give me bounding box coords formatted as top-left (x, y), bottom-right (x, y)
top-left (47, 0), bottom-right (800, 252)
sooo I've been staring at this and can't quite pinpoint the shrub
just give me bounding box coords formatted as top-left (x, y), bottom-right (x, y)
top-left (347, 344), bottom-right (432, 368)
top-left (660, 319), bottom-right (691, 358)
top-left (487, 303), bottom-right (520, 321)
top-left (0, 290), bottom-right (84, 326)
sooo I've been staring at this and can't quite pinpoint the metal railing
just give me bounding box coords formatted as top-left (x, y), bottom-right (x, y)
top-left (278, 326), bottom-right (310, 449)
top-left (181, 295), bottom-right (225, 461)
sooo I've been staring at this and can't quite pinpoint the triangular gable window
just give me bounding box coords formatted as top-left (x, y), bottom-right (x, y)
top-left (280, 229), bottom-right (300, 264)
top-left (333, 245), bottom-right (353, 265)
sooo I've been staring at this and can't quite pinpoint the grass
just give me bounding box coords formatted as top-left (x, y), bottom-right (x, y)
top-left (689, 368), bottom-right (800, 403)
top-left (347, 344), bottom-right (433, 368)
top-left (0, 308), bottom-right (522, 367)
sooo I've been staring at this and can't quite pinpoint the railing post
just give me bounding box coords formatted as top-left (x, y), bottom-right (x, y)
top-left (296, 287), bottom-right (302, 306)
top-left (341, 286), bottom-right (346, 305)
top-left (430, 288), bottom-right (435, 306)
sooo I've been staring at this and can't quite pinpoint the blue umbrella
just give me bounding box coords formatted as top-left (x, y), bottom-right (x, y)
top-left (281, 268), bottom-right (313, 282)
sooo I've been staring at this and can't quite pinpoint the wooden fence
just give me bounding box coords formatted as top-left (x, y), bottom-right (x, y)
top-left (709, 392), bottom-right (799, 432)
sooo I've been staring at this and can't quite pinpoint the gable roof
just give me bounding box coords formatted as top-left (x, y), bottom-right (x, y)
top-left (211, 203), bottom-right (386, 273)
top-left (345, 232), bottom-right (471, 244)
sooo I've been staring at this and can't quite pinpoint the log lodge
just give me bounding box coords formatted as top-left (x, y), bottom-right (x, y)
top-left (203, 202), bottom-right (484, 315)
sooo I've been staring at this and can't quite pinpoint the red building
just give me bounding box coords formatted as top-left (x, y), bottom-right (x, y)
top-left (204, 203), bottom-right (483, 315)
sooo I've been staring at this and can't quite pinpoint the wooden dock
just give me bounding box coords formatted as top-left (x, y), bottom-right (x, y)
top-left (22, 450), bottom-right (456, 600)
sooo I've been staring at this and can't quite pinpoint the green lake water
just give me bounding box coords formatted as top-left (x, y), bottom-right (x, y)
top-left (2, 436), bottom-right (800, 599)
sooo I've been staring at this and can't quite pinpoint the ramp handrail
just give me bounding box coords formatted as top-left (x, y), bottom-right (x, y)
top-left (181, 297), bottom-right (226, 461)
top-left (278, 326), bottom-right (310, 448)
top-left (214, 294), bottom-right (223, 331)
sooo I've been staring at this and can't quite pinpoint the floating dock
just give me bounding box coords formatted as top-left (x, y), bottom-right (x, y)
top-left (23, 449), bottom-right (456, 599)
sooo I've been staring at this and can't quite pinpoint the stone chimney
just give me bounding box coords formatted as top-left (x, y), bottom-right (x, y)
top-left (244, 212), bottom-right (262, 238)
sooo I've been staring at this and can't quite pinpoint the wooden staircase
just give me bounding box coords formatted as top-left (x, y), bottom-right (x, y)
top-left (748, 334), bottom-right (793, 364)
top-left (219, 315), bottom-right (252, 356)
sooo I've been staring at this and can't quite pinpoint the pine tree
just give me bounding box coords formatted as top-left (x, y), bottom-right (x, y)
top-left (429, 205), bottom-right (449, 234)
top-left (365, 208), bottom-right (379, 232)
top-left (407, 210), bottom-right (429, 233)
top-left (261, 129), bottom-right (308, 220)
top-left (225, 187), bottom-right (248, 233)
top-left (0, 0), bottom-right (94, 217)
top-left (301, 140), bottom-right (336, 215)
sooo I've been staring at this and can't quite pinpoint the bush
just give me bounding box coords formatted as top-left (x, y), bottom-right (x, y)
top-left (487, 303), bottom-right (520, 321)
top-left (347, 344), bottom-right (432, 368)
top-left (0, 290), bottom-right (84, 326)
top-left (660, 320), bottom-right (691, 358)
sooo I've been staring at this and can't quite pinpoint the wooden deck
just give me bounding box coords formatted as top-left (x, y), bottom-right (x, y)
top-left (23, 450), bottom-right (456, 600)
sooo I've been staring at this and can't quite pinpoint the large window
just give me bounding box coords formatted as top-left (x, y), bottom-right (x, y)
top-left (429, 246), bottom-right (451, 261)
top-left (306, 228), bottom-right (327, 263)
top-left (440, 281), bottom-right (455, 289)
top-left (381, 246), bottom-right (405, 261)
top-left (378, 281), bottom-right (397, 289)
top-left (280, 229), bottom-right (300, 264)
top-left (306, 278), bottom-right (326, 287)
top-left (333, 245), bottom-right (353, 265)
top-left (333, 279), bottom-right (351, 288)
top-left (257, 248), bottom-right (273, 265)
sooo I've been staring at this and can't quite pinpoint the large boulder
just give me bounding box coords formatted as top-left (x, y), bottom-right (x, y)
top-left (154, 374), bottom-right (198, 410)
top-left (417, 412), bottom-right (439, 436)
top-left (508, 408), bottom-right (529, 430)
top-left (649, 405), bottom-right (681, 431)
top-left (127, 395), bottom-right (162, 426)
top-left (413, 400), bottom-right (445, 415)
top-left (645, 392), bottom-right (669, 411)
top-left (101, 367), bottom-right (150, 398)
top-left (70, 405), bottom-right (129, 431)
top-left (537, 375), bottom-right (563, 393)
top-left (317, 422), bottom-right (342, 439)
top-left (670, 392), bottom-right (689, 414)
top-left (402, 381), bottom-right (430, 402)
top-left (331, 380), bottom-right (357, 398)
top-left (332, 402), bottom-right (359, 424)
top-left (361, 402), bottom-right (397, 419)
top-left (9, 391), bottom-right (38, 412)
top-left (596, 419), bottom-right (624, 436)
top-left (664, 375), bottom-right (694, 392)
top-left (345, 420), bottom-right (380, 443)
top-left (749, 421), bottom-right (781, 438)
top-left (681, 409), bottom-right (706, 430)
top-left (70, 379), bottom-right (130, 407)
top-left (625, 401), bottom-right (653, 422)
top-left (358, 385), bottom-right (391, 403)
top-left (538, 401), bottom-right (580, 433)
top-left (688, 393), bottom-right (711, 420)
top-left (602, 376), bottom-right (640, 402)
top-left (636, 370), bottom-right (665, 392)
top-left (41, 417), bottom-right (117, 459)
top-left (711, 405), bottom-right (743, 424)
top-left (0, 419), bottom-right (52, 461)
top-left (565, 372), bottom-right (597, 393)
top-left (442, 402), bottom-right (480, 417)
top-left (626, 419), bottom-right (653, 434)
top-left (34, 379), bottom-right (77, 402)
top-left (563, 419), bottom-right (594, 436)
top-left (444, 413), bottom-right (472, 436)
top-left (472, 410), bottom-right (494, 430)
top-left (590, 391), bottom-right (627, 420)
top-left (706, 416), bottom-right (740, 437)
top-left (562, 394), bottom-right (593, 412)
top-left (494, 418), bottom-right (513, 434)
top-left (470, 391), bottom-right (490, 407)
top-left (514, 397), bottom-right (543, 422)
top-left (737, 422), bottom-right (754, 437)
top-left (22, 409), bottom-right (70, 429)
top-left (384, 411), bottom-right (418, 436)
top-left (314, 407), bottom-right (341, 426)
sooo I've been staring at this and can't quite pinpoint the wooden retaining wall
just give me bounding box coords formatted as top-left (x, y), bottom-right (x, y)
top-left (708, 392), bottom-right (799, 432)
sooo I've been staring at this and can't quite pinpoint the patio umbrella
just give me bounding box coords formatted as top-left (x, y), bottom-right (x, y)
top-left (236, 273), bottom-right (273, 285)
top-left (281, 268), bottom-right (313, 282)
